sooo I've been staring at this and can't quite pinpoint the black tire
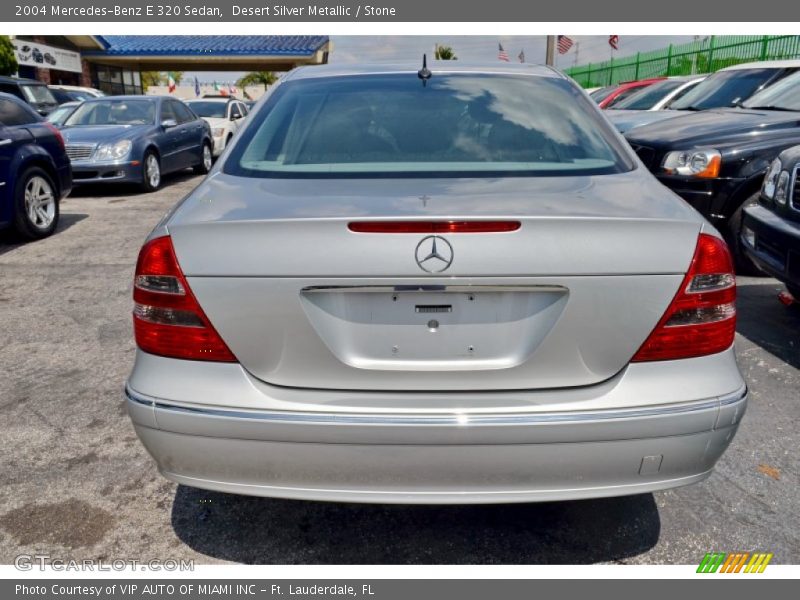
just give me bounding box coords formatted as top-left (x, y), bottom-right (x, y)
top-left (193, 142), bottom-right (213, 175)
top-left (140, 150), bottom-right (161, 193)
top-left (13, 166), bottom-right (60, 240)
top-left (728, 192), bottom-right (765, 276)
top-left (786, 284), bottom-right (800, 301)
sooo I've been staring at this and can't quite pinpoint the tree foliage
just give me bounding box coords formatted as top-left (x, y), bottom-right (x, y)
top-left (0, 36), bottom-right (19, 77)
top-left (237, 71), bottom-right (278, 90)
top-left (435, 45), bottom-right (457, 60)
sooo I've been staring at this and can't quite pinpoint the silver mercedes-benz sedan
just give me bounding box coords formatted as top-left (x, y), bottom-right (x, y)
top-left (125, 63), bottom-right (747, 504)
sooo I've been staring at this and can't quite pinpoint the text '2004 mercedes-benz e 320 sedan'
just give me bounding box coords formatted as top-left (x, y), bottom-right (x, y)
top-left (125, 62), bottom-right (747, 504)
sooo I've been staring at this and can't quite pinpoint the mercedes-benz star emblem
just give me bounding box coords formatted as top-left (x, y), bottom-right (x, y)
top-left (415, 236), bottom-right (454, 273)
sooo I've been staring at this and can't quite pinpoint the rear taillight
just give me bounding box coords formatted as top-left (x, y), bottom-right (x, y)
top-left (133, 236), bottom-right (236, 362)
top-left (44, 122), bottom-right (65, 150)
top-left (632, 233), bottom-right (736, 362)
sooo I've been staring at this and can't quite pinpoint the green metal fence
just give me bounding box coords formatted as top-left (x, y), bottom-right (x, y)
top-left (565, 35), bottom-right (800, 88)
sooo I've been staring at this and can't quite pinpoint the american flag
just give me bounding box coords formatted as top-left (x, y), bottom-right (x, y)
top-left (557, 35), bottom-right (574, 54)
top-left (498, 43), bottom-right (509, 62)
top-left (608, 35), bottom-right (619, 50)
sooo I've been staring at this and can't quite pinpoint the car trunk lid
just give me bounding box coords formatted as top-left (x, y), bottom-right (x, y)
top-left (166, 171), bottom-right (702, 391)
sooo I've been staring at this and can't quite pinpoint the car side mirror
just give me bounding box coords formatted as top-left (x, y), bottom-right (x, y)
top-left (161, 118), bottom-right (178, 129)
top-left (230, 113), bottom-right (241, 121)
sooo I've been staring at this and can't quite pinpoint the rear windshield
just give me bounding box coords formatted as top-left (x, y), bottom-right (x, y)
top-left (21, 84), bottom-right (56, 105)
top-left (590, 86), bottom-right (616, 103)
top-left (611, 79), bottom-right (687, 110)
top-left (669, 68), bottom-right (780, 110)
top-left (225, 73), bottom-right (633, 178)
top-left (185, 101), bottom-right (227, 118)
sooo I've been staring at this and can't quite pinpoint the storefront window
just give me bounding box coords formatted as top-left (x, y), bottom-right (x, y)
top-left (91, 65), bottom-right (143, 95)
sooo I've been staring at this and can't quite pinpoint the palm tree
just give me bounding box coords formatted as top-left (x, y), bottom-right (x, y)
top-left (236, 71), bottom-right (278, 91)
top-left (434, 45), bottom-right (457, 60)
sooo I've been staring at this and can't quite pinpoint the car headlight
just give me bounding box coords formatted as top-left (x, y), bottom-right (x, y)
top-left (661, 149), bottom-right (721, 178)
top-left (212, 128), bottom-right (224, 137)
top-left (95, 140), bottom-right (132, 161)
top-left (761, 158), bottom-right (782, 199)
top-left (774, 170), bottom-right (791, 206)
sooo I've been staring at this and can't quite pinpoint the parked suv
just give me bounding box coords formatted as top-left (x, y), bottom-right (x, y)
top-left (0, 76), bottom-right (59, 116)
top-left (741, 146), bottom-right (800, 299)
top-left (0, 93), bottom-right (72, 239)
top-left (184, 97), bottom-right (247, 157)
top-left (611, 59), bottom-right (800, 133)
top-left (625, 68), bottom-right (800, 272)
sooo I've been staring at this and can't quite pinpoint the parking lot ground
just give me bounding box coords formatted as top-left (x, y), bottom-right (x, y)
top-left (0, 174), bottom-right (798, 565)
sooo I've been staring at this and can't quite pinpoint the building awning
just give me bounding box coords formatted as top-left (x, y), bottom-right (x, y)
top-left (79, 35), bottom-right (330, 71)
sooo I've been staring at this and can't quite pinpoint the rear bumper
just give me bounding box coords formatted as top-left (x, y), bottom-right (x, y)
top-left (56, 163), bottom-right (72, 199)
top-left (741, 205), bottom-right (800, 287)
top-left (125, 354), bottom-right (747, 503)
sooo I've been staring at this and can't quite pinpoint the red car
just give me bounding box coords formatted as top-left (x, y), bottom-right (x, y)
top-left (594, 78), bottom-right (666, 109)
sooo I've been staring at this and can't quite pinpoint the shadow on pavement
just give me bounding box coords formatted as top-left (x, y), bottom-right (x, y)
top-left (171, 486), bottom-right (660, 564)
top-left (736, 282), bottom-right (800, 370)
top-left (0, 212), bottom-right (88, 256)
top-left (67, 169), bottom-right (200, 199)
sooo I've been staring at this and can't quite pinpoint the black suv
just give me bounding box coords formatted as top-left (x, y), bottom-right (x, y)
top-left (741, 146), bottom-right (800, 299)
top-left (626, 67), bottom-right (800, 273)
top-left (0, 76), bottom-right (58, 116)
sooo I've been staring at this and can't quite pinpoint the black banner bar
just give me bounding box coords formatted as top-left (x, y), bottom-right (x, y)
top-left (3, 0), bottom-right (798, 22)
top-left (4, 579), bottom-right (798, 600)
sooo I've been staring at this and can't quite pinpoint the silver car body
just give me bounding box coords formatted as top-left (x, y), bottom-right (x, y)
top-left (126, 63), bottom-right (747, 504)
top-left (607, 77), bottom-right (707, 133)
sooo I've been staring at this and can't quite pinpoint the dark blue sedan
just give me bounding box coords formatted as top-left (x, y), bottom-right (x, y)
top-left (61, 96), bottom-right (213, 192)
top-left (0, 93), bottom-right (72, 240)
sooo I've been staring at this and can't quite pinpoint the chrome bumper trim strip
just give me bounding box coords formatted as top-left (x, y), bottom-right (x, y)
top-left (125, 385), bottom-right (746, 427)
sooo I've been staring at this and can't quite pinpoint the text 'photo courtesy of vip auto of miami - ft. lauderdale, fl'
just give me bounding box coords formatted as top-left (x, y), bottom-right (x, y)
top-left (124, 60), bottom-right (747, 504)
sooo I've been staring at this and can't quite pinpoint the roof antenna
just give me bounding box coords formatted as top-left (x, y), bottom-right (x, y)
top-left (418, 54), bottom-right (432, 86)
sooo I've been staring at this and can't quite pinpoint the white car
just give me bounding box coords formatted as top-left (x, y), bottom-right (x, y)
top-left (48, 85), bottom-right (105, 99)
top-left (184, 98), bottom-right (248, 157)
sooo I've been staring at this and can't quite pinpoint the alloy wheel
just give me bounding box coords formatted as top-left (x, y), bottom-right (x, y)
top-left (24, 175), bottom-right (56, 229)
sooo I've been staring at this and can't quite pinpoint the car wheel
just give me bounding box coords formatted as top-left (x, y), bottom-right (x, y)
top-left (728, 192), bottom-right (765, 277)
top-left (141, 151), bottom-right (161, 192)
top-left (13, 167), bottom-right (59, 240)
top-left (194, 142), bottom-right (213, 174)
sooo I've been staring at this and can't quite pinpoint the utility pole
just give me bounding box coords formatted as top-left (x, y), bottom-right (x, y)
top-left (545, 35), bottom-right (555, 66)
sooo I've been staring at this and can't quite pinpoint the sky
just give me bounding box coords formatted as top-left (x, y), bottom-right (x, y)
top-left (182, 35), bottom-right (698, 85)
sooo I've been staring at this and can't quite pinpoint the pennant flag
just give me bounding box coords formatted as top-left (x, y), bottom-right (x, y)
top-left (609, 35), bottom-right (619, 50)
top-left (194, 77), bottom-right (200, 97)
top-left (167, 72), bottom-right (176, 94)
top-left (518, 50), bottom-right (525, 63)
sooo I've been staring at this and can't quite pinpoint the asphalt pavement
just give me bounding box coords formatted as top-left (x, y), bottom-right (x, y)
top-left (0, 172), bottom-right (797, 564)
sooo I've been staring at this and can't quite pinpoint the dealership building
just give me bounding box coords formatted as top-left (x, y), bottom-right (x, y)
top-left (10, 35), bottom-right (331, 94)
